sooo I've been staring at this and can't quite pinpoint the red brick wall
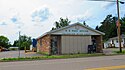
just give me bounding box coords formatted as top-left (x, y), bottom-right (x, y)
top-left (37, 35), bottom-right (51, 54)
top-left (96, 35), bottom-right (103, 53)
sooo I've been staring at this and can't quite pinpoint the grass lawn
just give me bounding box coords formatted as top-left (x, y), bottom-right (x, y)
top-left (114, 50), bottom-right (125, 54)
top-left (1, 48), bottom-right (125, 62)
top-left (0, 53), bottom-right (104, 62)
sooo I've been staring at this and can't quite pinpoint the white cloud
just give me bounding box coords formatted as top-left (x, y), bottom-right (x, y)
top-left (0, 0), bottom-right (125, 43)
top-left (31, 7), bottom-right (51, 22)
top-left (0, 22), bottom-right (7, 25)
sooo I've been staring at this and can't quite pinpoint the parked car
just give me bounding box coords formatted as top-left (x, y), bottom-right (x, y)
top-left (2, 48), bottom-right (9, 51)
top-left (0, 46), bottom-right (9, 52)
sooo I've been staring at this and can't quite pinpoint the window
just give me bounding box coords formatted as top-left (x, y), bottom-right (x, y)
top-left (65, 30), bottom-right (67, 32)
top-left (116, 39), bottom-right (118, 43)
top-left (112, 40), bottom-right (114, 44)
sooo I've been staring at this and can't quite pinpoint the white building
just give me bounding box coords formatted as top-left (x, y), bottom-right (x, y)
top-left (104, 34), bottom-right (125, 48)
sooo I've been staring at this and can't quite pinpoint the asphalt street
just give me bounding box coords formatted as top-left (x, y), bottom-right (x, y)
top-left (0, 55), bottom-right (125, 70)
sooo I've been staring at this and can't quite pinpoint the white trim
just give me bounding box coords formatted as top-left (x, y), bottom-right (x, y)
top-left (37, 23), bottom-right (105, 39)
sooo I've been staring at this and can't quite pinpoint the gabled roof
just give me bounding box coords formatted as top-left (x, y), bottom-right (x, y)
top-left (37, 23), bottom-right (105, 39)
top-left (109, 34), bottom-right (125, 40)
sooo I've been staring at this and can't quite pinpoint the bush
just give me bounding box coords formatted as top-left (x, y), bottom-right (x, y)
top-left (37, 52), bottom-right (50, 56)
top-left (115, 50), bottom-right (125, 54)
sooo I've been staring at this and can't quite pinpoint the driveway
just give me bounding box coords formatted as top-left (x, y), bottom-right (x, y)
top-left (103, 48), bottom-right (125, 54)
top-left (0, 51), bottom-right (42, 58)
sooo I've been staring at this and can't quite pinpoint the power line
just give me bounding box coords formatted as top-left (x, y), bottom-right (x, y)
top-left (87, 0), bottom-right (125, 4)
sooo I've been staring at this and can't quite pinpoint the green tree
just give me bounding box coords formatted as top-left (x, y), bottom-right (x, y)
top-left (96, 14), bottom-right (117, 41)
top-left (83, 21), bottom-right (86, 25)
top-left (120, 16), bottom-right (125, 34)
top-left (0, 36), bottom-right (10, 48)
top-left (96, 15), bottom-right (125, 41)
top-left (13, 40), bottom-right (18, 46)
top-left (52, 17), bottom-right (71, 30)
top-left (13, 35), bottom-right (32, 50)
top-left (95, 25), bottom-right (99, 30)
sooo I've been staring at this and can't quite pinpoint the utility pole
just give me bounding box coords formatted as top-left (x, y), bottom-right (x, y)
top-left (87, 0), bottom-right (124, 53)
top-left (18, 31), bottom-right (21, 58)
top-left (116, 0), bottom-right (122, 52)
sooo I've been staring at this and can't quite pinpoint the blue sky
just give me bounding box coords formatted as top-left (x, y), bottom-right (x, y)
top-left (0, 0), bottom-right (125, 44)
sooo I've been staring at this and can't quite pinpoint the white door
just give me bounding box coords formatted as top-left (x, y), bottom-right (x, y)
top-left (61, 35), bottom-right (91, 54)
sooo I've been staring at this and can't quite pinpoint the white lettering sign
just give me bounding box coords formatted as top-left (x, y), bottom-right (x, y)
top-left (64, 29), bottom-right (90, 35)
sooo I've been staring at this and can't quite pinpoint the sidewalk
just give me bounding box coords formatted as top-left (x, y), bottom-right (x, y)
top-left (0, 50), bottom-right (41, 58)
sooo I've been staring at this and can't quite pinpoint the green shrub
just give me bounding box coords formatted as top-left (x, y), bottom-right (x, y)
top-left (37, 52), bottom-right (50, 55)
top-left (115, 50), bottom-right (125, 54)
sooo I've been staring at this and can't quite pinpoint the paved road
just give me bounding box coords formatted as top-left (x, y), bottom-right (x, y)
top-left (0, 51), bottom-right (41, 58)
top-left (1, 55), bottom-right (125, 70)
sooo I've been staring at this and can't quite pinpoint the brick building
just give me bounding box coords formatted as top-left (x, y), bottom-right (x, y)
top-left (36, 23), bottom-right (105, 55)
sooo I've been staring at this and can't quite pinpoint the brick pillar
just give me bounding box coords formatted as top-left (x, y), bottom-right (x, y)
top-left (96, 35), bottom-right (103, 53)
top-left (100, 35), bottom-right (103, 53)
top-left (37, 35), bottom-right (51, 55)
